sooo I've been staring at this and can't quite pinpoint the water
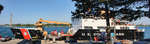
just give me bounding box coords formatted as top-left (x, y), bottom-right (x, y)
top-left (0, 26), bottom-right (149, 39)
top-left (0, 26), bottom-right (13, 37)
top-left (0, 26), bottom-right (69, 38)
top-left (137, 26), bottom-right (150, 39)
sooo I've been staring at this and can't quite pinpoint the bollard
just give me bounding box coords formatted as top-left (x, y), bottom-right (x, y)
top-left (52, 37), bottom-right (56, 43)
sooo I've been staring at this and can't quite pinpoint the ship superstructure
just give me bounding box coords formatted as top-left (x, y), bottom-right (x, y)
top-left (71, 16), bottom-right (145, 41)
top-left (71, 18), bottom-right (113, 33)
top-left (70, 0), bottom-right (144, 41)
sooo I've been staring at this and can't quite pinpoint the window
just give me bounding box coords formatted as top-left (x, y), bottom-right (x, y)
top-left (84, 26), bottom-right (93, 29)
top-left (97, 26), bottom-right (105, 29)
top-left (120, 27), bottom-right (128, 29)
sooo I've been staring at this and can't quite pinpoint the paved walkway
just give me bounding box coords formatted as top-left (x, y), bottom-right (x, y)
top-left (0, 39), bottom-right (105, 44)
top-left (0, 39), bottom-right (67, 44)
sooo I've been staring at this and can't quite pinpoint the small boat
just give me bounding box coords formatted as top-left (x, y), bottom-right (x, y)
top-left (10, 28), bottom-right (43, 40)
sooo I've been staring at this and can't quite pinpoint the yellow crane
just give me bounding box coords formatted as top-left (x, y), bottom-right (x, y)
top-left (35, 18), bottom-right (70, 28)
top-left (35, 18), bottom-right (71, 39)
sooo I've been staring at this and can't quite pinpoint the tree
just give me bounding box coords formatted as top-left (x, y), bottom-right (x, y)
top-left (108, 0), bottom-right (149, 21)
top-left (0, 4), bottom-right (3, 14)
top-left (72, 0), bottom-right (149, 21)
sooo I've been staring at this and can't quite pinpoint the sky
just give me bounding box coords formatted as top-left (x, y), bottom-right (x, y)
top-left (130, 16), bottom-right (150, 25)
top-left (0, 0), bottom-right (75, 24)
top-left (0, 0), bottom-right (149, 25)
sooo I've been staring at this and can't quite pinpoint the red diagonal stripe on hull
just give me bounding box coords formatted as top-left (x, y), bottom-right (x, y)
top-left (20, 29), bottom-right (31, 40)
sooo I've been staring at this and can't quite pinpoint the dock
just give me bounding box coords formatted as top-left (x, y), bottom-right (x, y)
top-left (0, 39), bottom-right (106, 44)
top-left (0, 39), bottom-right (67, 44)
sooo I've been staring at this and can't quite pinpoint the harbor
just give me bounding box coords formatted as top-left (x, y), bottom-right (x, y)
top-left (0, 18), bottom-right (149, 44)
top-left (0, 0), bottom-right (150, 44)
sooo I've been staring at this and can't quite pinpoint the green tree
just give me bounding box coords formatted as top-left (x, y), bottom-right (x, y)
top-left (107, 0), bottom-right (149, 21)
top-left (0, 4), bottom-right (3, 14)
top-left (72, 0), bottom-right (149, 21)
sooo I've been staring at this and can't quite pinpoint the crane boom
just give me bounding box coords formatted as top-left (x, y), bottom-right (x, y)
top-left (39, 19), bottom-right (70, 25)
top-left (35, 18), bottom-right (71, 27)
